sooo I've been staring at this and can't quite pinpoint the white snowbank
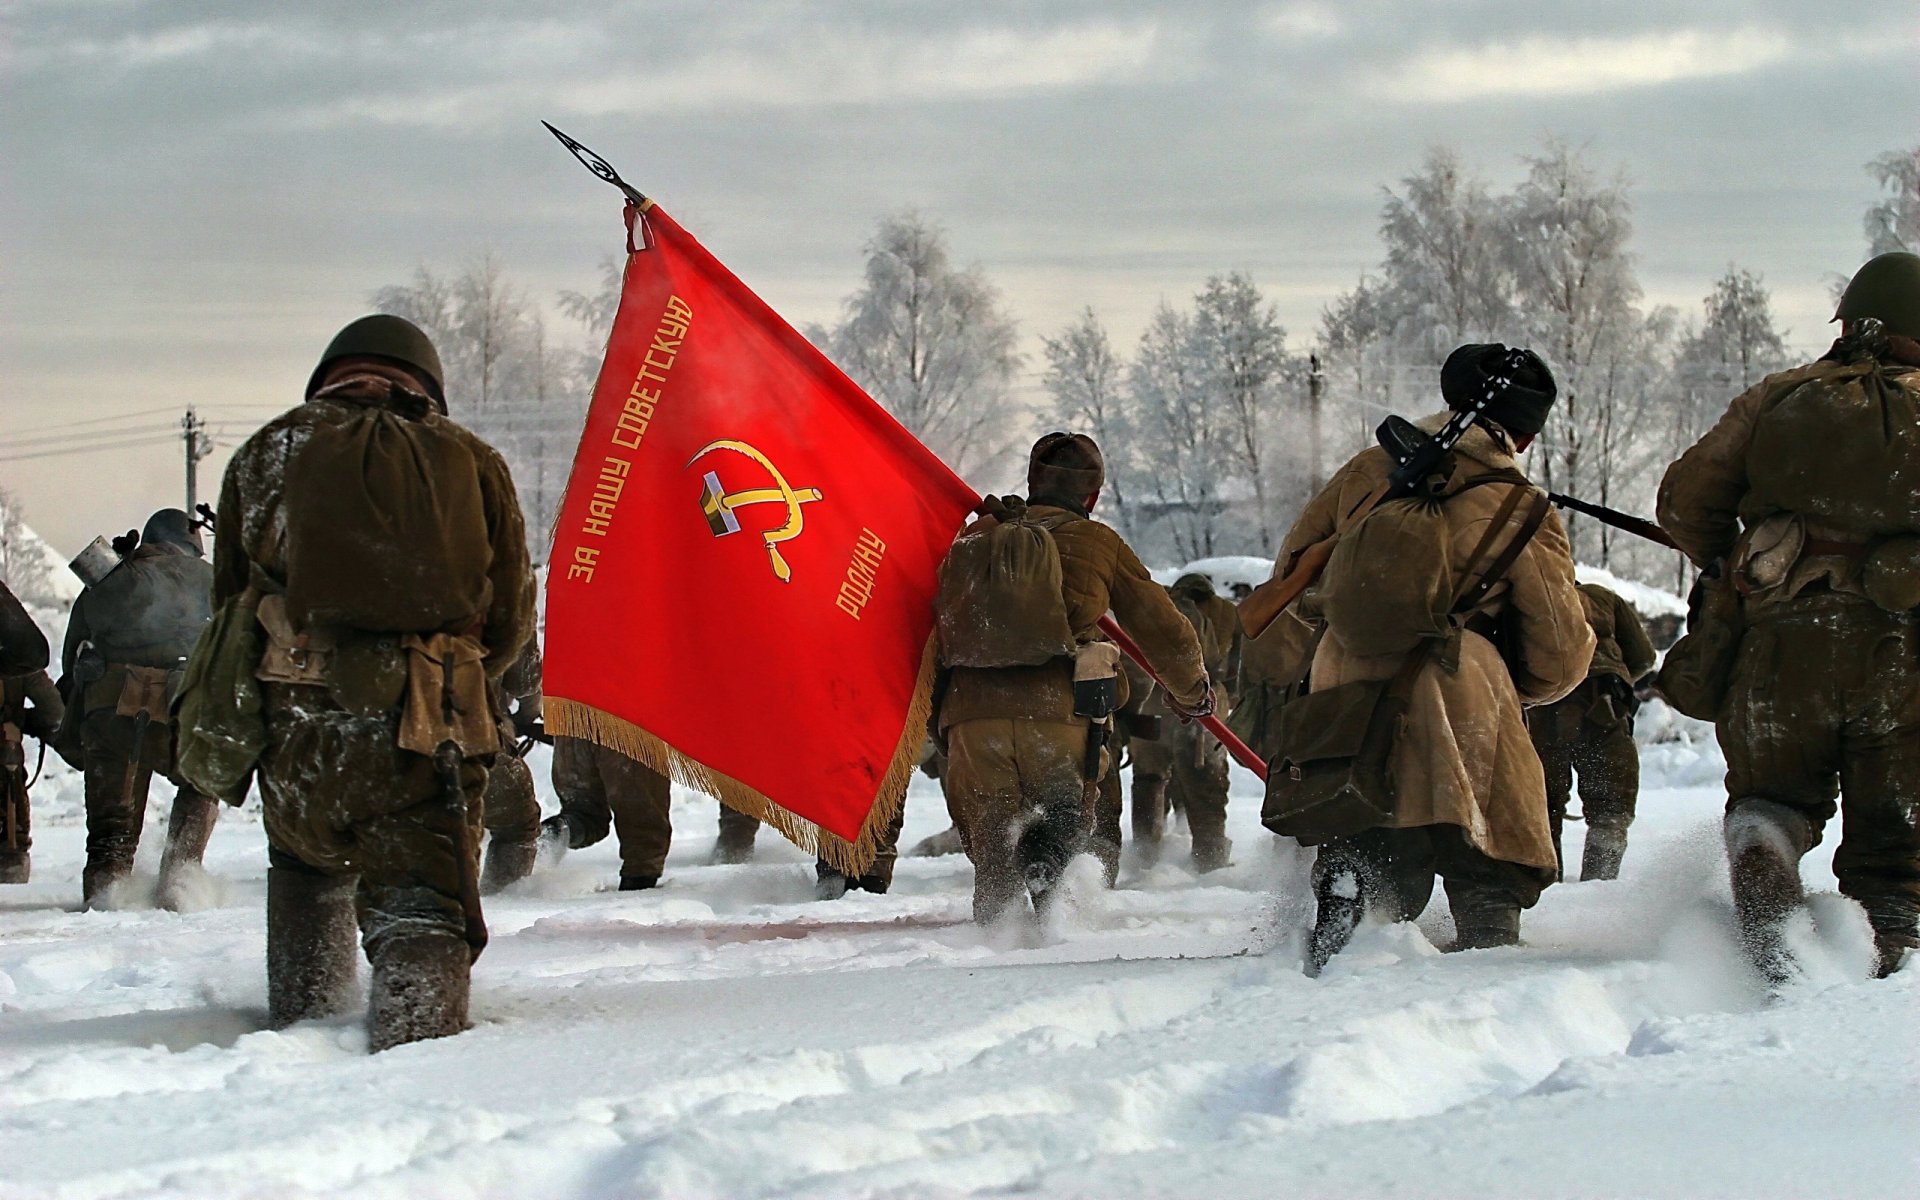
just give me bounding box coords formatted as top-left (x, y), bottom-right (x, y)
top-left (1577, 562), bottom-right (1687, 618)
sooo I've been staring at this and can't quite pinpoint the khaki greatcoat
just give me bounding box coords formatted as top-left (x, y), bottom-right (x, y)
top-left (1282, 418), bottom-right (1593, 872)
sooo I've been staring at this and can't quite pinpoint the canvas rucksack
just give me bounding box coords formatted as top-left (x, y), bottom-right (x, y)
top-left (1746, 359), bottom-right (1920, 539)
top-left (935, 496), bottom-right (1078, 669)
top-left (283, 402), bottom-right (493, 633)
top-left (1317, 469), bottom-right (1529, 659)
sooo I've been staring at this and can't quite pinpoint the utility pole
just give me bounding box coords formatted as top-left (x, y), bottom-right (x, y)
top-left (1307, 353), bottom-right (1326, 493)
top-left (181, 407), bottom-right (212, 513)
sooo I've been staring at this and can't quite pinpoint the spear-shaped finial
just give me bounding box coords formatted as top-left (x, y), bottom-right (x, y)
top-left (543, 121), bottom-right (651, 210)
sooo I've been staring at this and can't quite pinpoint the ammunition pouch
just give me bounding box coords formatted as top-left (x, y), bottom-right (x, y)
top-left (397, 632), bottom-right (499, 759)
top-left (114, 664), bottom-right (178, 726)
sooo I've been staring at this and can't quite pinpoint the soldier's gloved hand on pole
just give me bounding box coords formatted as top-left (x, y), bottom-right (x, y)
top-left (1169, 681), bottom-right (1217, 723)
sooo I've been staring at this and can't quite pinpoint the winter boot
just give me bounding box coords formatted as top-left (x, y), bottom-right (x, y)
top-left (1306, 859), bottom-right (1366, 977)
top-left (814, 868), bottom-right (850, 901)
top-left (1872, 931), bottom-right (1914, 980)
top-left (1191, 837), bottom-right (1233, 875)
top-left (266, 864), bottom-right (360, 1028)
top-left (618, 874), bottom-right (659, 891)
top-left (1725, 801), bottom-right (1809, 987)
top-left (0, 851), bottom-right (27, 884)
top-left (366, 932), bottom-right (470, 1053)
top-left (1580, 825), bottom-right (1629, 882)
top-left (155, 790), bottom-right (219, 911)
top-left (479, 838), bottom-right (539, 895)
top-left (81, 858), bottom-right (133, 910)
top-left (1446, 888), bottom-right (1522, 951)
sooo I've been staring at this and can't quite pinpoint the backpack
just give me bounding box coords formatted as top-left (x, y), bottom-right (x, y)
top-left (935, 496), bottom-right (1078, 669)
top-left (1317, 470), bottom-right (1529, 659)
top-left (284, 404), bottom-right (493, 633)
top-left (1746, 360), bottom-right (1920, 538)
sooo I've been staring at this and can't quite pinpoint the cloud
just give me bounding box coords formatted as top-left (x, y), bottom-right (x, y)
top-left (1382, 28), bottom-right (1795, 101)
top-left (1260, 3), bottom-right (1342, 41)
top-left (266, 17), bottom-right (1179, 131)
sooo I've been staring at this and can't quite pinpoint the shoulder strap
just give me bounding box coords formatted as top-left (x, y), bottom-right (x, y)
top-left (1451, 486), bottom-right (1551, 615)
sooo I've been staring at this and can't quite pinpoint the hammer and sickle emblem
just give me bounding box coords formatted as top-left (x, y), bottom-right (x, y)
top-left (688, 439), bottom-right (824, 584)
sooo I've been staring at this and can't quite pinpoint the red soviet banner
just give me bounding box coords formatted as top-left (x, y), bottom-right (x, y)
top-left (543, 203), bottom-right (979, 871)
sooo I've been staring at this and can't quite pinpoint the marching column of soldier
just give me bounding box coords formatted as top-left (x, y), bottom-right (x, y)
top-left (1, 251), bottom-right (1914, 1050)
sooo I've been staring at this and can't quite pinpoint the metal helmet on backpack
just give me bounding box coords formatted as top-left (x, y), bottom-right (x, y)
top-left (307, 315), bottom-right (447, 409)
top-left (1834, 252), bottom-right (1920, 341)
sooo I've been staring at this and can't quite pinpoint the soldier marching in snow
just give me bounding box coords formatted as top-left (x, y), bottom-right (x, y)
top-left (61, 508), bottom-right (221, 910)
top-left (1, 579), bottom-right (61, 885)
top-left (1125, 574), bottom-right (1242, 873)
top-left (1262, 344), bottom-right (1592, 970)
top-left (934, 433), bottom-right (1213, 927)
top-left (542, 735), bottom-right (676, 891)
top-left (1658, 251), bottom-right (1920, 982)
top-left (1527, 581), bottom-right (1656, 881)
top-left (194, 314), bottom-right (535, 1050)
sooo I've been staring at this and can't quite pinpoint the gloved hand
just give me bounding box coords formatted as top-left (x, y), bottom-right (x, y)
top-left (1169, 683), bottom-right (1216, 723)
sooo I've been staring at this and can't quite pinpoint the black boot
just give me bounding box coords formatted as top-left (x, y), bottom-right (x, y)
top-left (1580, 826), bottom-right (1628, 882)
top-left (618, 874), bottom-right (659, 891)
top-left (156, 790), bottom-right (219, 911)
top-left (814, 866), bottom-right (851, 900)
top-left (0, 851), bottom-right (27, 884)
top-left (480, 838), bottom-right (539, 895)
top-left (267, 864), bottom-right (360, 1028)
top-left (1307, 859), bottom-right (1365, 977)
top-left (1725, 802), bottom-right (1809, 987)
top-left (367, 932), bottom-right (469, 1053)
top-left (81, 858), bottom-right (133, 911)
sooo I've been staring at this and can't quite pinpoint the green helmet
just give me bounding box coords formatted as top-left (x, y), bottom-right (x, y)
top-left (1833, 251), bottom-right (1920, 340)
top-left (307, 314), bottom-right (446, 404)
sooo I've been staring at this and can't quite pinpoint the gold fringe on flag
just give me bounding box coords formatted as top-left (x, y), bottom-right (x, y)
top-left (543, 637), bottom-right (937, 877)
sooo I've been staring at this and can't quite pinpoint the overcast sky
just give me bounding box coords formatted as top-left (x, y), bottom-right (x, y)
top-left (4, 0), bottom-right (1915, 552)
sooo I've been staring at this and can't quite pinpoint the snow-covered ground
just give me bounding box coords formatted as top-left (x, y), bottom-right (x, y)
top-left (3, 722), bottom-right (1914, 1200)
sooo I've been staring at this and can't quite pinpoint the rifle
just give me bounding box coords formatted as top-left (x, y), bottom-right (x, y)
top-left (1238, 347), bottom-right (1539, 640)
top-left (1547, 493), bottom-right (1678, 551)
top-left (513, 719), bottom-right (555, 759)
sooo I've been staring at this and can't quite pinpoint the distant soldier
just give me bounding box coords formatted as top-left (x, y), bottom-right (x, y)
top-left (1527, 582), bottom-right (1656, 881)
top-left (1658, 251), bottom-right (1920, 981)
top-left (62, 509), bottom-right (219, 910)
top-left (1128, 573), bottom-right (1242, 872)
top-left (1271, 345), bottom-right (1591, 968)
top-left (0, 579), bottom-right (48, 678)
top-left (1, 579), bottom-right (54, 883)
top-left (2, 665), bottom-right (62, 885)
top-left (543, 737), bottom-right (675, 891)
top-left (479, 641), bottom-right (544, 894)
top-left (210, 314), bottom-right (535, 1049)
top-left (935, 433), bottom-right (1211, 926)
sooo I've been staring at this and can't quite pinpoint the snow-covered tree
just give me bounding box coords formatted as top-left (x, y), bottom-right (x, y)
top-left (820, 212), bottom-right (1023, 481)
top-left (1040, 307), bottom-right (1133, 535)
top-left (0, 487), bottom-right (59, 608)
top-left (1504, 140), bottom-right (1644, 561)
top-left (1865, 145), bottom-right (1920, 256)
top-left (1378, 146), bottom-right (1511, 354)
top-left (1191, 273), bottom-right (1291, 552)
top-left (1130, 303), bottom-right (1228, 561)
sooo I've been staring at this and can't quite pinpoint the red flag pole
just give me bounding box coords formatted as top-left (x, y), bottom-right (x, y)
top-left (1098, 615), bottom-right (1269, 781)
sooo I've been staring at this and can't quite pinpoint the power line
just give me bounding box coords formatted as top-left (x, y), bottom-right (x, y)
top-left (6, 422), bottom-right (180, 451)
top-left (5, 405), bottom-right (185, 440)
top-left (0, 433), bottom-right (178, 464)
